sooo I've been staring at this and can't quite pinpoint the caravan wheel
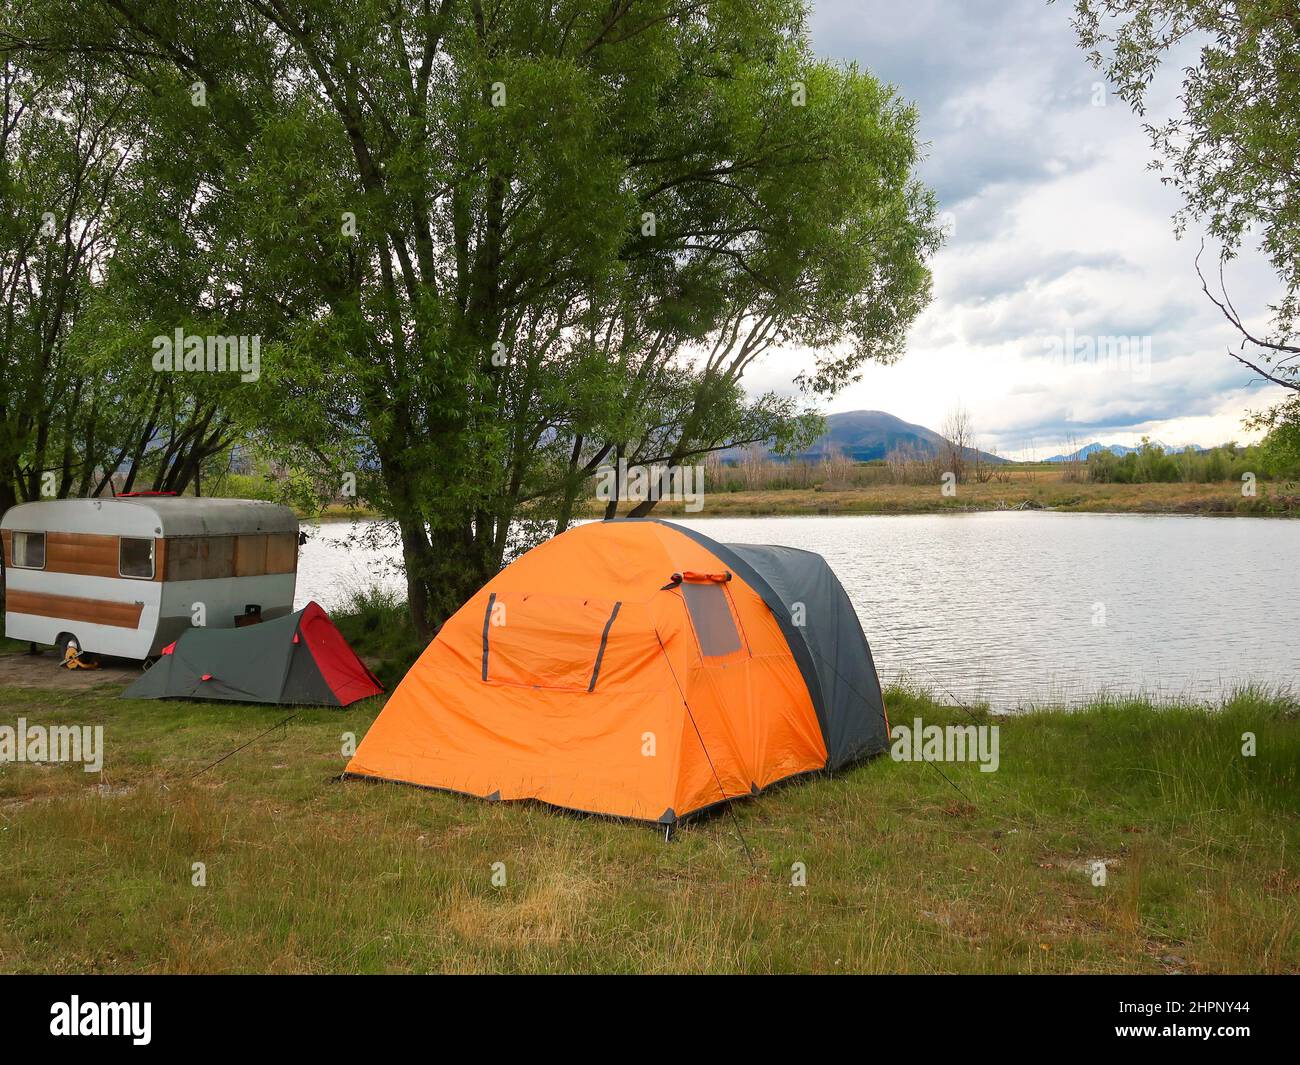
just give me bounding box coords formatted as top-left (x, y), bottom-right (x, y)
top-left (56, 634), bottom-right (99, 670)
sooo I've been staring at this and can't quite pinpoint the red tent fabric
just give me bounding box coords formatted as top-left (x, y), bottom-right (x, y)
top-left (297, 601), bottom-right (385, 706)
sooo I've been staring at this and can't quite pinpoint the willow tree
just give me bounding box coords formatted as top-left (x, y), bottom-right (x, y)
top-left (0, 40), bottom-right (132, 512)
top-left (15, 0), bottom-right (939, 634)
top-left (1066, 0), bottom-right (1299, 438)
top-left (0, 10), bottom-right (264, 509)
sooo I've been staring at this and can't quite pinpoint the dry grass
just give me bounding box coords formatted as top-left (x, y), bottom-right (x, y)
top-left (587, 471), bottom-right (1299, 517)
top-left (315, 468), bottom-right (1300, 525)
top-left (0, 681), bottom-right (1296, 973)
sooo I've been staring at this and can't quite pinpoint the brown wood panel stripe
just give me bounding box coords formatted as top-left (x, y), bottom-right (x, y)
top-left (5, 589), bottom-right (145, 629)
top-left (46, 534), bottom-right (120, 578)
top-left (1, 531), bottom-right (165, 580)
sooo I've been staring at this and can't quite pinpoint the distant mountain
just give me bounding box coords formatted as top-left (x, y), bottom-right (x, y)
top-left (727, 410), bottom-right (1008, 464)
top-left (1044, 441), bottom-right (1209, 463)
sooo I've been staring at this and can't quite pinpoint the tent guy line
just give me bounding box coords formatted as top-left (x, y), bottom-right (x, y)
top-left (189, 712), bottom-right (301, 781)
top-left (656, 625), bottom-right (757, 856)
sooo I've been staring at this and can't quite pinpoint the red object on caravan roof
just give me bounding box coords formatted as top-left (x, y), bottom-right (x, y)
top-left (117, 491), bottom-right (178, 497)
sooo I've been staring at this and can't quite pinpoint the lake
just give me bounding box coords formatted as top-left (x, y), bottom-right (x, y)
top-left (296, 513), bottom-right (1299, 710)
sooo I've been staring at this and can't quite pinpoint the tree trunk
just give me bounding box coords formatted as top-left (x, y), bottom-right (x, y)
top-left (398, 515), bottom-right (437, 641)
top-left (0, 481), bottom-right (14, 615)
top-left (603, 443), bottom-right (624, 520)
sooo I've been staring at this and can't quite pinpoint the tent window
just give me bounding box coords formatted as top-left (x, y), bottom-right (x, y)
top-left (483, 593), bottom-right (623, 691)
top-left (11, 531), bottom-right (45, 569)
top-left (119, 536), bottom-right (155, 579)
top-left (681, 582), bottom-right (741, 657)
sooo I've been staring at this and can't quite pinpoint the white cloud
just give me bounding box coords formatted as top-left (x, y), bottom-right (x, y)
top-left (749, 0), bottom-right (1289, 456)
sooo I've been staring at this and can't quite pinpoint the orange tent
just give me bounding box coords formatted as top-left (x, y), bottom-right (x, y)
top-left (346, 519), bottom-right (888, 825)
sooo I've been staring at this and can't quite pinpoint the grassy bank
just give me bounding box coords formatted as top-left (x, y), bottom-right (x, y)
top-left (576, 475), bottom-right (1300, 518)
top-left (0, 677), bottom-right (1295, 973)
top-left (291, 467), bottom-right (1300, 523)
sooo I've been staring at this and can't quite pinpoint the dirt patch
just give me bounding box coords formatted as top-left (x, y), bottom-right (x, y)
top-left (1, 780), bottom-right (139, 811)
top-left (0, 651), bottom-right (138, 692)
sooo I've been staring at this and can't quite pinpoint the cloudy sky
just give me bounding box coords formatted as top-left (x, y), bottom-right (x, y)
top-left (752, 0), bottom-right (1290, 458)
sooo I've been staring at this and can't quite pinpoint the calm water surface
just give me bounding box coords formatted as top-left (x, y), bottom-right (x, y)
top-left (297, 513), bottom-right (1299, 710)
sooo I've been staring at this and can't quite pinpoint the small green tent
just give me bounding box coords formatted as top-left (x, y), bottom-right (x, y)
top-left (123, 601), bottom-right (383, 706)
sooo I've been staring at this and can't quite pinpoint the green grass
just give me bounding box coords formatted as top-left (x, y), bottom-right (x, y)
top-left (0, 679), bottom-right (1295, 973)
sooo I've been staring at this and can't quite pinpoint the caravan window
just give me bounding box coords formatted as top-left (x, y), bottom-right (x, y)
top-left (165, 537), bottom-right (235, 581)
top-left (119, 536), bottom-right (155, 579)
top-left (11, 531), bottom-right (45, 569)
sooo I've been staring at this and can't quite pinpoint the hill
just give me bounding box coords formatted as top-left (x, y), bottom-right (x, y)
top-left (732, 410), bottom-right (1008, 464)
top-left (1044, 441), bottom-right (1209, 463)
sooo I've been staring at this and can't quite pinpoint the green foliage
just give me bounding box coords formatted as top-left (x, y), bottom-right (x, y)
top-left (1069, 1), bottom-right (1300, 319)
top-left (0, 31), bottom-right (137, 506)
top-left (1259, 413), bottom-right (1300, 477)
top-left (218, 472), bottom-right (278, 503)
top-left (1085, 435), bottom-right (1300, 484)
top-left (330, 582), bottom-right (424, 693)
top-left (0, 3), bottom-right (285, 505)
top-left (8, 0), bottom-right (938, 632)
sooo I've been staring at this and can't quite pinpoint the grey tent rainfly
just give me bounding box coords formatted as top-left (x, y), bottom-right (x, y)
top-left (123, 601), bottom-right (383, 707)
top-left (653, 520), bottom-right (890, 769)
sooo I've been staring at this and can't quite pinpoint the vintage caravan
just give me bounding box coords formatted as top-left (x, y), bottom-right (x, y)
top-left (1, 497), bottom-right (299, 660)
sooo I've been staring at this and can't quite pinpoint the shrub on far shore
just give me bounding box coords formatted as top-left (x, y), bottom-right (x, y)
top-left (331, 584), bottom-right (424, 692)
top-left (1087, 435), bottom-right (1300, 484)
